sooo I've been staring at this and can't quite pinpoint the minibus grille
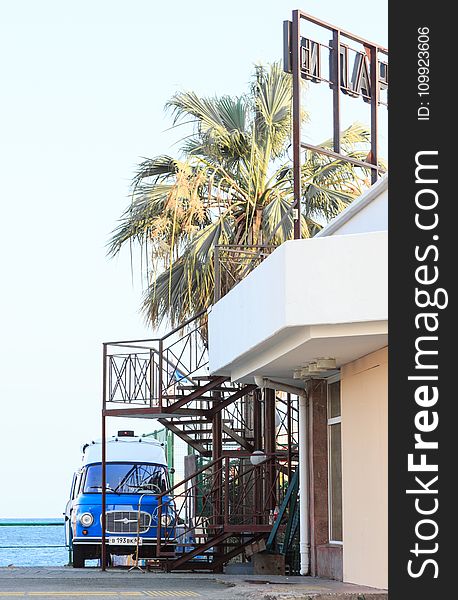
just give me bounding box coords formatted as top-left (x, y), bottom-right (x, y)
top-left (105, 511), bottom-right (151, 534)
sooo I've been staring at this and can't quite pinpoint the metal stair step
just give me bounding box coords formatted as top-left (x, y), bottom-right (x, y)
top-left (191, 375), bottom-right (227, 381)
top-left (176, 385), bottom-right (239, 392)
top-left (167, 419), bottom-right (209, 425)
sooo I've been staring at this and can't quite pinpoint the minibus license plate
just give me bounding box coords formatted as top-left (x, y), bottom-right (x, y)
top-left (108, 536), bottom-right (142, 545)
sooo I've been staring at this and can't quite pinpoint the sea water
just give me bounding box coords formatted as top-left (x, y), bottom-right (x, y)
top-left (0, 519), bottom-right (68, 567)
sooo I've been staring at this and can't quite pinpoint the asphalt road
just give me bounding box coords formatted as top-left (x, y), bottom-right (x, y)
top-left (0, 567), bottom-right (388, 600)
top-left (0, 569), bottom-right (234, 600)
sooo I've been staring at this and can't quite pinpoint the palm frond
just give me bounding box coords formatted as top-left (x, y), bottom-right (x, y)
top-left (110, 63), bottom-right (386, 328)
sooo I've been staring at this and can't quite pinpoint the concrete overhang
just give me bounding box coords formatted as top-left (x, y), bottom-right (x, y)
top-left (208, 231), bottom-right (387, 384)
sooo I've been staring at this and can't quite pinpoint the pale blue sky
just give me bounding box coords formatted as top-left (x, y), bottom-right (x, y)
top-left (0, 0), bottom-right (387, 518)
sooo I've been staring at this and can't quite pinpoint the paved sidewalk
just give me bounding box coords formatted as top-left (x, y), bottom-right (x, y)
top-left (0, 568), bottom-right (388, 600)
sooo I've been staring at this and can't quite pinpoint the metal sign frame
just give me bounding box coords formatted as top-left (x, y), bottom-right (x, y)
top-left (284, 10), bottom-right (388, 239)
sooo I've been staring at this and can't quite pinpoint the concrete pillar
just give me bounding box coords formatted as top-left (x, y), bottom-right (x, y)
top-left (308, 380), bottom-right (329, 576)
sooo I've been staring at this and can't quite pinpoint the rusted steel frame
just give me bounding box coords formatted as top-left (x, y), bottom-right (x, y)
top-left (289, 11), bottom-right (387, 192)
top-left (163, 322), bottom-right (202, 354)
top-left (300, 142), bottom-right (380, 171)
top-left (166, 376), bottom-right (228, 412)
top-left (287, 393), bottom-right (293, 481)
top-left (108, 355), bottom-right (128, 401)
top-left (228, 465), bottom-right (256, 518)
top-left (212, 393), bottom-right (223, 528)
top-left (160, 309), bottom-right (207, 342)
top-left (164, 337), bottom-right (193, 389)
top-left (291, 9), bottom-right (302, 240)
top-left (157, 340), bottom-right (164, 410)
top-left (221, 423), bottom-right (254, 451)
top-left (108, 350), bottom-right (182, 408)
top-left (262, 463), bottom-right (282, 513)
top-left (155, 502), bottom-right (163, 558)
top-left (167, 532), bottom-right (231, 571)
top-left (264, 388), bottom-right (277, 510)
top-left (163, 337), bottom-right (207, 388)
top-left (110, 347), bottom-right (179, 384)
top-left (131, 356), bottom-right (150, 401)
top-left (216, 243), bottom-right (274, 249)
top-left (226, 456), bottom-right (280, 523)
top-left (297, 10), bottom-right (388, 53)
top-left (164, 417), bottom-right (208, 425)
top-left (207, 384), bottom-right (258, 417)
top-left (209, 533), bottom-right (266, 571)
top-left (158, 338), bottom-right (164, 411)
top-left (224, 524), bottom-right (272, 533)
top-left (212, 397), bottom-right (224, 564)
top-left (156, 462), bottom-right (225, 557)
top-left (214, 244), bottom-right (221, 303)
top-left (168, 384), bottom-right (236, 395)
top-left (102, 407), bottom-right (209, 418)
top-left (253, 389), bottom-right (263, 524)
top-left (164, 352), bottom-right (208, 390)
top-left (107, 341), bottom-right (158, 350)
top-left (370, 45), bottom-right (379, 183)
top-left (163, 407), bottom-right (210, 416)
top-left (150, 349), bottom-right (155, 406)
top-left (332, 29), bottom-right (341, 154)
top-left (299, 36), bottom-right (385, 61)
top-left (215, 245), bottom-right (275, 301)
top-left (192, 467), bottom-right (224, 526)
top-left (224, 458), bottom-right (230, 526)
top-left (220, 449), bottom-right (288, 459)
top-left (236, 247), bottom-right (275, 280)
top-left (157, 456), bottom-right (224, 500)
top-left (157, 418), bottom-right (209, 455)
top-left (101, 343), bottom-right (107, 571)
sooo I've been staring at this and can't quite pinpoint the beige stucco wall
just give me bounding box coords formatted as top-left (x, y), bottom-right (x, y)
top-left (341, 346), bottom-right (388, 589)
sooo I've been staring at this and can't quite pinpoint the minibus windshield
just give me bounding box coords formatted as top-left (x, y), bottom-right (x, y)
top-left (83, 463), bottom-right (168, 494)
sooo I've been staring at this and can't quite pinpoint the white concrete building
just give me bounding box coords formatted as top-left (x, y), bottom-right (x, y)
top-left (208, 176), bottom-right (388, 589)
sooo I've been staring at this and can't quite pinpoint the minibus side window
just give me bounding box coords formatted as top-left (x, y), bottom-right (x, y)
top-left (78, 469), bottom-right (87, 495)
top-left (70, 474), bottom-right (77, 500)
top-left (73, 470), bottom-right (84, 498)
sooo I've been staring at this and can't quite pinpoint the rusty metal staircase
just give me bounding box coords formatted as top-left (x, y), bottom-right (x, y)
top-left (102, 310), bottom-right (298, 571)
top-left (154, 454), bottom-right (287, 572)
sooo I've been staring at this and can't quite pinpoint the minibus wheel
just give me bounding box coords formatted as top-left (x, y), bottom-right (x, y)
top-left (72, 545), bottom-right (86, 568)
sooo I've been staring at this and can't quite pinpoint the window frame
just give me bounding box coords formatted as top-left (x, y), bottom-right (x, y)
top-left (327, 374), bottom-right (343, 545)
top-left (81, 461), bottom-right (168, 495)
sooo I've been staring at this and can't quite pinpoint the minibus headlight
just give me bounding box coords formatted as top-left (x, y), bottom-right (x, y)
top-left (79, 512), bottom-right (94, 527)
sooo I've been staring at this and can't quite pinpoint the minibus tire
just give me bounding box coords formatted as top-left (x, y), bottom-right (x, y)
top-left (72, 545), bottom-right (86, 568)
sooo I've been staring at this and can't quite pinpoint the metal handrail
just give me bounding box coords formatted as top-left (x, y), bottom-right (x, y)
top-left (161, 310), bottom-right (207, 342)
top-left (214, 244), bottom-right (275, 303)
top-left (0, 522), bottom-right (67, 559)
top-left (0, 522), bottom-right (63, 527)
top-left (157, 457), bottom-right (222, 501)
top-left (104, 309), bottom-right (207, 347)
top-left (104, 309), bottom-right (209, 409)
top-left (155, 453), bottom-right (288, 561)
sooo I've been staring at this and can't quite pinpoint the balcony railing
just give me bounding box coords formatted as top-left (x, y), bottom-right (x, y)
top-left (103, 311), bottom-right (210, 411)
top-left (213, 244), bottom-right (275, 303)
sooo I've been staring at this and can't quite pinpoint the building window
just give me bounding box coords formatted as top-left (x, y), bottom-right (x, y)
top-left (328, 378), bottom-right (343, 543)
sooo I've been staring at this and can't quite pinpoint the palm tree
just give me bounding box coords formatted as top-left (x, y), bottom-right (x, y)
top-left (108, 63), bottom-right (375, 329)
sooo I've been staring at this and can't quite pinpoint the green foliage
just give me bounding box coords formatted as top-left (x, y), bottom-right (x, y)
top-left (109, 63), bottom-right (378, 328)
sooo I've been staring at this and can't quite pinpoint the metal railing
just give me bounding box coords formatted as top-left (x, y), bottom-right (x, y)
top-left (103, 311), bottom-right (210, 411)
top-left (0, 521), bottom-right (68, 565)
top-left (155, 453), bottom-right (292, 564)
top-left (214, 244), bottom-right (275, 303)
